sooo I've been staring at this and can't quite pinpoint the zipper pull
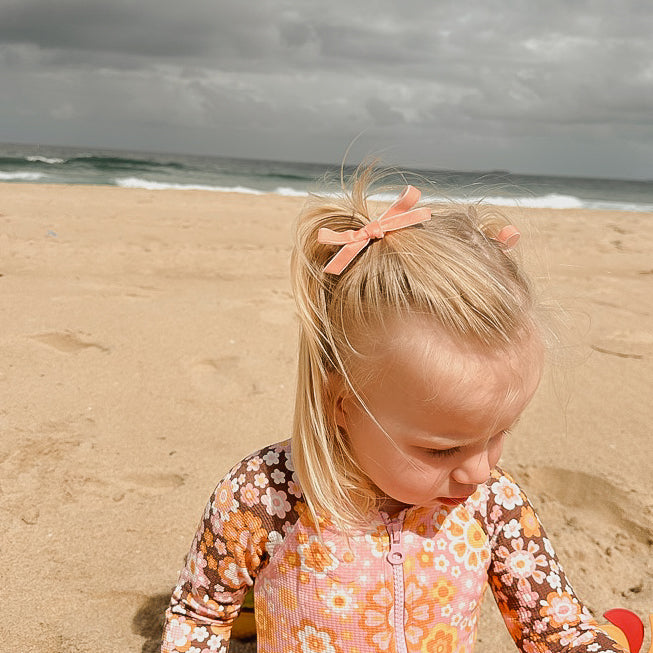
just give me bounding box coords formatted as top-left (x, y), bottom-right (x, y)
top-left (386, 520), bottom-right (405, 566)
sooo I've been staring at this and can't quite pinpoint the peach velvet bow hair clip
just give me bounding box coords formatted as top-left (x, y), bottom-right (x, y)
top-left (317, 185), bottom-right (521, 275)
top-left (317, 185), bottom-right (432, 275)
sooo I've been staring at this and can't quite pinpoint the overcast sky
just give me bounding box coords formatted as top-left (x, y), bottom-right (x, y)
top-left (1, 0), bottom-right (652, 178)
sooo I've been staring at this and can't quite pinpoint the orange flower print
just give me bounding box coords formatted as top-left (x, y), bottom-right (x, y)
top-left (296, 620), bottom-right (341, 653)
top-left (360, 582), bottom-right (394, 651)
top-left (431, 578), bottom-right (456, 606)
top-left (404, 579), bottom-right (437, 648)
top-left (519, 506), bottom-right (541, 538)
top-left (539, 591), bottom-right (582, 628)
top-left (421, 623), bottom-right (459, 653)
top-left (298, 535), bottom-right (339, 576)
top-left (214, 479), bottom-right (237, 520)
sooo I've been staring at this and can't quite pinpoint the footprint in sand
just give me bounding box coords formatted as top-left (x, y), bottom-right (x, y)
top-left (119, 472), bottom-right (185, 495)
top-left (29, 331), bottom-right (109, 353)
top-left (188, 356), bottom-right (258, 397)
top-left (516, 465), bottom-right (652, 545)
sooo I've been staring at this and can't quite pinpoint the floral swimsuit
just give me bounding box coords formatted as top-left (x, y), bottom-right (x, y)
top-left (161, 440), bottom-right (623, 653)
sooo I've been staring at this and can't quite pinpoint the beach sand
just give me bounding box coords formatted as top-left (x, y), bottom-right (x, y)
top-left (1, 183), bottom-right (651, 652)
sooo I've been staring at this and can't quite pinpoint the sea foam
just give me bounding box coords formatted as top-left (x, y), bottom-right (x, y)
top-left (0, 171), bottom-right (46, 181)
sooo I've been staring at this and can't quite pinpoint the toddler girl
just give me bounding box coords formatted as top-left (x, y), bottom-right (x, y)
top-left (161, 167), bottom-right (624, 653)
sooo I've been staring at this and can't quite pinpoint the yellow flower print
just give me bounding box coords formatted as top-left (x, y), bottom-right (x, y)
top-left (431, 578), bottom-right (456, 606)
top-left (448, 513), bottom-right (490, 571)
top-left (421, 623), bottom-right (458, 653)
top-left (519, 506), bottom-right (541, 538)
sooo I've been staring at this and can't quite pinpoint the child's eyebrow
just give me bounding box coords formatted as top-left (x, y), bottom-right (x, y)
top-left (410, 417), bottom-right (521, 447)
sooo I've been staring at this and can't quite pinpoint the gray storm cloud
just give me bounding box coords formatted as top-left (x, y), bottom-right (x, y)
top-left (0, 0), bottom-right (651, 177)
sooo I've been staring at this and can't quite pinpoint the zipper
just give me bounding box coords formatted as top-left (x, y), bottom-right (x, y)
top-left (381, 512), bottom-right (408, 653)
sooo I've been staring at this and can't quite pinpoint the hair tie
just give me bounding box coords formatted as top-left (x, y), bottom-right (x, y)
top-left (317, 186), bottom-right (432, 275)
top-left (494, 225), bottom-right (520, 249)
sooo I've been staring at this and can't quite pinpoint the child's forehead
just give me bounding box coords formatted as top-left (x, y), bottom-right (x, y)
top-left (349, 316), bottom-right (543, 398)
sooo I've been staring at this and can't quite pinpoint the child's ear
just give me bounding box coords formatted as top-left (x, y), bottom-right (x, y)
top-left (326, 371), bottom-right (350, 430)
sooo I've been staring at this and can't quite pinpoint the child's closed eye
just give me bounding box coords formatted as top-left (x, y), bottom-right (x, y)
top-left (424, 447), bottom-right (460, 458)
top-left (421, 430), bottom-right (510, 458)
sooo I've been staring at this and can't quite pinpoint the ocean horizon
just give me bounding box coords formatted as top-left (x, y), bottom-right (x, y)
top-left (1, 142), bottom-right (652, 213)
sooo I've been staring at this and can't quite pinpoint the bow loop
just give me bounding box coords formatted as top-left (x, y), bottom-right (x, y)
top-left (317, 185), bottom-right (432, 275)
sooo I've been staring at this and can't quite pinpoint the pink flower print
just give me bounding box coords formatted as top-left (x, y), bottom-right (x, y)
top-left (505, 538), bottom-right (547, 588)
top-left (489, 504), bottom-right (503, 522)
top-left (261, 487), bottom-right (291, 518)
top-left (288, 479), bottom-right (302, 497)
top-left (246, 456), bottom-right (263, 472)
top-left (214, 479), bottom-right (238, 520)
top-left (239, 482), bottom-right (260, 507)
top-left (254, 472), bottom-right (268, 488)
top-left (491, 476), bottom-right (524, 510)
top-left (271, 468), bottom-right (285, 485)
top-left (262, 450), bottom-right (280, 466)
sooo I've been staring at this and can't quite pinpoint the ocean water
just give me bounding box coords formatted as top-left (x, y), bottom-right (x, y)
top-left (1, 142), bottom-right (652, 212)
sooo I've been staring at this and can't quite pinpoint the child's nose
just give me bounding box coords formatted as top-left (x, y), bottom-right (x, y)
top-left (451, 450), bottom-right (492, 486)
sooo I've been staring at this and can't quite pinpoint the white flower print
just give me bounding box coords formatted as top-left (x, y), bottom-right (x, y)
top-left (491, 476), bottom-right (524, 510)
top-left (206, 634), bottom-right (226, 651)
top-left (192, 626), bottom-right (208, 642)
top-left (503, 518), bottom-right (521, 539)
top-left (247, 456), bottom-right (263, 472)
top-left (254, 472), bottom-right (269, 488)
top-left (262, 450), bottom-right (280, 466)
top-left (271, 468), bottom-right (286, 485)
top-left (546, 570), bottom-right (562, 590)
top-left (433, 555), bottom-right (449, 572)
top-left (261, 487), bottom-right (291, 518)
top-left (266, 530), bottom-right (284, 556)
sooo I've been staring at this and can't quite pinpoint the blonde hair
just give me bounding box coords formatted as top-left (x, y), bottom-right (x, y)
top-left (290, 164), bottom-right (536, 530)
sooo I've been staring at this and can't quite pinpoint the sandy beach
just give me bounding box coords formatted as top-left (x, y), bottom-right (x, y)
top-left (1, 182), bottom-right (651, 652)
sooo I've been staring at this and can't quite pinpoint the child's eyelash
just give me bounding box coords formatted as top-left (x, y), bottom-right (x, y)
top-left (426, 447), bottom-right (460, 457)
top-left (424, 430), bottom-right (509, 458)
